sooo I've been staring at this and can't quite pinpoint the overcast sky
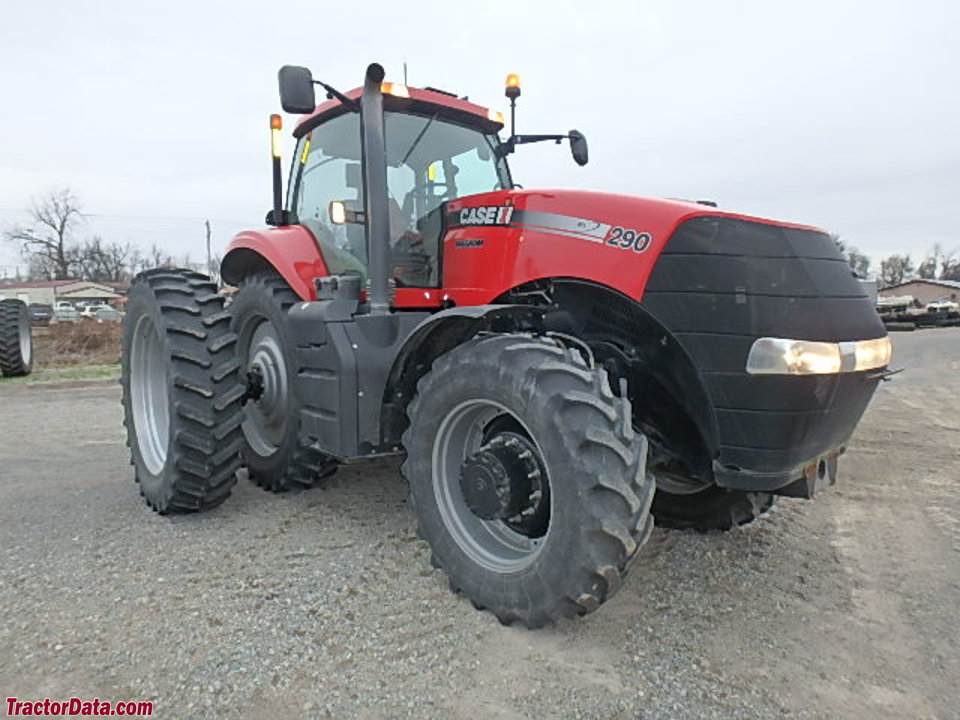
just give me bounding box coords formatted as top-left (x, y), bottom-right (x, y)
top-left (1, 0), bottom-right (957, 278)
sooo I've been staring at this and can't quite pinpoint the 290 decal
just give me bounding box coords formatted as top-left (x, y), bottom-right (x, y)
top-left (606, 227), bottom-right (653, 253)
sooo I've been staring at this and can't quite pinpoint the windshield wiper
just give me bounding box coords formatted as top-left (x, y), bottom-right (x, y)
top-left (400, 113), bottom-right (439, 166)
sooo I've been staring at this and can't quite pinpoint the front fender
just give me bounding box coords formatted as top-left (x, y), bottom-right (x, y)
top-left (380, 304), bottom-right (546, 445)
top-left (221, 226), bottom-right (329, 300)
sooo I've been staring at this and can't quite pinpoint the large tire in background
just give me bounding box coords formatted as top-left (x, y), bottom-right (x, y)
top-left (652, 485), bottom-right (775, 531)
top-left (231, 273), bottom-right (337, 492)
top-left (121, 269), bottom-right (244, 513)
top-left (0, 299), bottom-right (33, 377)
top-left (403, 334), bottom-right (655, 628)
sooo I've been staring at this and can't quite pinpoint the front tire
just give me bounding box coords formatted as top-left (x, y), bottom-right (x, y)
top-left (231, 273), bottom-right (337, 492)
top-left (0, 299), bottom-right (33, 377)
top-left (403, 334), bottom-right (655, 628)
top-left (121, 269), bottom-right (244, 513)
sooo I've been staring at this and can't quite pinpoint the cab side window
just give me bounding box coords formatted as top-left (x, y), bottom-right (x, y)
top-left (291, 113), bottom-right (367, 277)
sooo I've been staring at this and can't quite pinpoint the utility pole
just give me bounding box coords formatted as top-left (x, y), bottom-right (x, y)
top-left (205, 220), bottom-right (212, 282)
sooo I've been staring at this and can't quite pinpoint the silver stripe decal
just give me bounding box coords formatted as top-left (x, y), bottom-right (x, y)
top-left (509, 210), bottom-right (611, 243)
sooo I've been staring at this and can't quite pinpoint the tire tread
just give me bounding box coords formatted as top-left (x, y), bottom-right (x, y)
top-left (121, 268), bottom-right (243, 513)
top-left (402, 333), bottom-right (655, 628)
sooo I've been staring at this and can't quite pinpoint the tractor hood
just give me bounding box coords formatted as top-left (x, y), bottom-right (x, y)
top-left (444, 186), bottom-right (885, 494)
top-left (443, 188), bottom-right (824, 304)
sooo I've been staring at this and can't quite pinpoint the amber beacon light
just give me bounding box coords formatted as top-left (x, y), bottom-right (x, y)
top-left (270, 114), bottom-right (283, 223)
top-left (505, 73), bottom-right (521, 99)
top-left (270, 114), bottom-right (283, 158)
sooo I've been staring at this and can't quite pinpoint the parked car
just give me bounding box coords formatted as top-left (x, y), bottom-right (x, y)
top-left (926, 301), bottom-right (960, 326)
top-left (27, 303), bottom-right (53, 326)
top-left (53, 302), bottom-right (79, 324)
top-left (94, 306), bottom-right (123, 323)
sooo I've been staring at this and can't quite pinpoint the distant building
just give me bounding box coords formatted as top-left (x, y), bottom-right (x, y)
top-left (878, 279), bottom-right (960, 305)
top-left (0, 279), bottom-right (124, 306)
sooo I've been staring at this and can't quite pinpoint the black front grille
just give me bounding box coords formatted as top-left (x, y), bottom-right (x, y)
top-left (641, 216), bottom-right (886, 488)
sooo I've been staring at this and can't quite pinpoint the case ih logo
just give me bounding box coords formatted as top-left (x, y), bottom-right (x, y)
top-left (458, 205), bottom-right (515, 226)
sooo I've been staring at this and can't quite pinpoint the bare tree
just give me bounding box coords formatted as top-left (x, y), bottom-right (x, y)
top-left (846, 247), bottom-right (871, 278)
top-left (942, 259), bottom-right (960, 281)
top-left (832, 234), bottom-right (871, 278)
top-left (878, 254), bottom-right (915, 288)
top-left (917, 255), bottom-right (937, 279)
top-left (916, 244), bottom-right (960, 281)
top-left (3, 188), bottom-right (83, 280)
top-left (76, 237), bottom-right (134, 283)
top-left (939, 249), bottom-right (959, 280)
top-left (129, 243), bottom-right (178, 276)
top-left (26, 253), bottom-right (61, 281)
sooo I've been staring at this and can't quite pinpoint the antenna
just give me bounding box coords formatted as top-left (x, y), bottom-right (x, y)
top-left (403, 60), bottom-right (408, 85)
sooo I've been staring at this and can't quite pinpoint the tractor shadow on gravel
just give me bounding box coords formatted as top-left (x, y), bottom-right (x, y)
top-left (170, 458), bottom-right (852, 640)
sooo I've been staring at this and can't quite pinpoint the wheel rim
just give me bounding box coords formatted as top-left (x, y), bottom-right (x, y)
top-left (18, 313), bottom-right (31, 367)
top-left (432, 399), bottom-right (551, 574)
top-left (240, 317), bottom-right (289, 457)
top-left (653, 470), bottom-right (712, 495)
top-left (130, 314), bottom-right (169, 476)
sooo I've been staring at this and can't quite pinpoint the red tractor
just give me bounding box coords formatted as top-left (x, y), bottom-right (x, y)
top-left (121, 63), bottom-right (892, 627)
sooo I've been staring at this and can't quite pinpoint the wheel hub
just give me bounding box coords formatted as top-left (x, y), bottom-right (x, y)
top-left (244, 367), bottom-right (264, 403)
top-left (459, 432), bottom-right (546, 524)
top-left (240, 319), bottom-right (289, 455)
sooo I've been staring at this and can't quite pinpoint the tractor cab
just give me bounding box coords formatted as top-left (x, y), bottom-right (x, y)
top-left (259, 64), bottom-right (586, 308)
top-left (286, 88), bottom-right (512, 288)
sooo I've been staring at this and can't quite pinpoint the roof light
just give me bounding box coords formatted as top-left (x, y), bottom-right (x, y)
top-left (270, 114), bottom-right (282, 159)
top-left (487, 108), bottom-right (504, 124)
top-left (505, 73), bottom-right (521, 99)
top-left (382, 82), bottom-right (410, 98)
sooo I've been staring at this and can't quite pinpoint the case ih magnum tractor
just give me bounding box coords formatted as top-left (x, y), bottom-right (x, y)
top-left (121, 63), bottom-right (892, 627)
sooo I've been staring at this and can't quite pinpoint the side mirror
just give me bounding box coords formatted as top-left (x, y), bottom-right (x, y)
top-left (265, 209), bottom-right (295, 226)
top-left (569, 130), bottom-right (588, 166)
top-left (278, 65), bottom-right (316, 114)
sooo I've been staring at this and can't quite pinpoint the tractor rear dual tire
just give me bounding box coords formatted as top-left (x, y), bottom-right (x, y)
top-left (403, 334), bottom-right (655, 628)
top-left (0, 299), bottom-right (33, 377)
top-left (121, 269), bottom-right (245, 513)
top-left (231, 273), bottom-right (338, 492)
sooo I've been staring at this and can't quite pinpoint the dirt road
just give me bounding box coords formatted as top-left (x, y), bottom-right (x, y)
top-left (0, 330), bottom-right (957, 718)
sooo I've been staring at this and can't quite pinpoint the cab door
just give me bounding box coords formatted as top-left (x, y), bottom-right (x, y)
top-left (289, 113), bottom-right (368, 278)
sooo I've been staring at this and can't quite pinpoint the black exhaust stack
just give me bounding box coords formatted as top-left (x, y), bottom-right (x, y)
top-left (360, 63), bottom-right (391, 316)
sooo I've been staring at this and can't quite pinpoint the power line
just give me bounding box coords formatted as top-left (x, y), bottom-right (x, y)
top-left (0, 208), bottom-right (253, 225)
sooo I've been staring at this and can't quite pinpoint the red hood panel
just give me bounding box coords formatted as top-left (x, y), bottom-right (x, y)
top-left (441, 189), bottom-right (823, 305)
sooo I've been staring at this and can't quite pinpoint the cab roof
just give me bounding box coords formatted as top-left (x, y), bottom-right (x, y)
top-left (293, 84), bottom-right (505, 138)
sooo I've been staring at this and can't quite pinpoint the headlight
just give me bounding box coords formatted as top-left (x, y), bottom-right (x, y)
top-left (746, 336), bottom-right (891, 375)
top-left (852, 337), bottom-right (893, 372)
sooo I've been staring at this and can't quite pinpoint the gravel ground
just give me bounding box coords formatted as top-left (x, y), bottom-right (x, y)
top-left (0, 329), bottom-right (958, 719)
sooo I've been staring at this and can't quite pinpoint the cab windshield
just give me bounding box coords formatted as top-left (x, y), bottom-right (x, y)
top-left (290, 110), bottom-right (511, 287)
